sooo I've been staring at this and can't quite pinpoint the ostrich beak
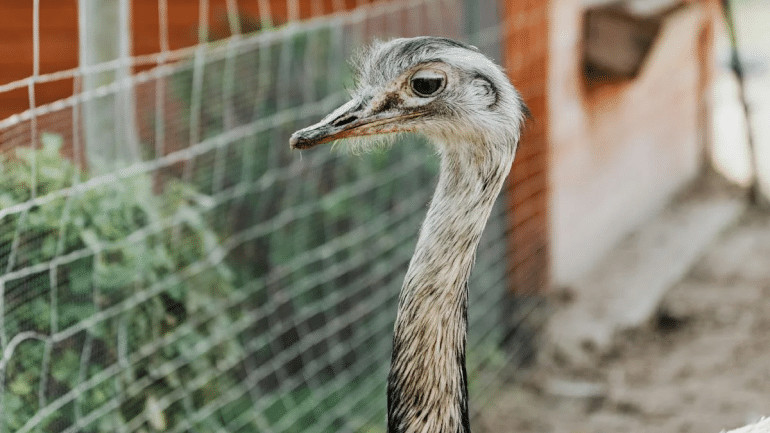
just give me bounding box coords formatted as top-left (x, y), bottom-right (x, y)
top-left (289, 96), bottom-right (421, 150)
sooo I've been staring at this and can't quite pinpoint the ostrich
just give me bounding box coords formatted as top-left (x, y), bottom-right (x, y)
top-left (290, 36), bottom-right (527, 433)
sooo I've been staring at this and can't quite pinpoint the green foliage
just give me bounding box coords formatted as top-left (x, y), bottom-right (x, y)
top-left (0, 135), bottom-right (252, 432)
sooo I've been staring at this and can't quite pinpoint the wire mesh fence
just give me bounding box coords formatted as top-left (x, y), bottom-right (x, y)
top-left (0, 1), bottom-right (545, 431)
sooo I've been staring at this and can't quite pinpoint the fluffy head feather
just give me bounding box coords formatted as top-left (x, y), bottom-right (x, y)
top-left (290, 37), bottom-right (528, 159)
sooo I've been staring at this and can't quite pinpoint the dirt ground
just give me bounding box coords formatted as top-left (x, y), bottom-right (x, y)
top-left (477, 208), bottom-right (770, 433)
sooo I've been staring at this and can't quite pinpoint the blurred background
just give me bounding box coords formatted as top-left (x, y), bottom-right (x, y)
top-left (0, 0), bottom-right (766, 432)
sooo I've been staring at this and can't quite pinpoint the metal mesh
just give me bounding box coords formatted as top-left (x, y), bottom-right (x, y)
top-left (0, 1), bottom-right (543, 431)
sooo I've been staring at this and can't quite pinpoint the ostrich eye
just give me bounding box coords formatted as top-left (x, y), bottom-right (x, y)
top-left (411, 78), bottom-right (442, 96)
top-left (409, 70), bottom-right (446, 97)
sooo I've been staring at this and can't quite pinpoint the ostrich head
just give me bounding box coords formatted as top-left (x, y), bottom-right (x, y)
top-left (289, 36), bottom-right (528, 158)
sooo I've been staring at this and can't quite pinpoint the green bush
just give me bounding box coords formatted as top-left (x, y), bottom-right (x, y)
top-left (0, 134), bottom-right (252, 432)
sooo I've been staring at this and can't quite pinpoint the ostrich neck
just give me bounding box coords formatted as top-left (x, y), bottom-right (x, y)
top-left (387, 145), bottom-right (514, 433)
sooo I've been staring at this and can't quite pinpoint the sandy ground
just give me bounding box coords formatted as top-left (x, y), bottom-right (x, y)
top-left (477, 208), bottom-right (770, 433)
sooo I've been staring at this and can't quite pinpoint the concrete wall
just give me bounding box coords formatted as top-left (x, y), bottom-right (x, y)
top-left (549, 0), bottom-right (715, 285)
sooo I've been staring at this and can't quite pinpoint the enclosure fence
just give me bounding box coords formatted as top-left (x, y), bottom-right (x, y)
top-left (0, 1), bottom-right (546, 431)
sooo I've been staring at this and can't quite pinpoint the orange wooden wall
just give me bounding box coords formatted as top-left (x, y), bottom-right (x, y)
top-left (0, 0), bottom-right (371, 121)
top-left (502, 0), bottom-right (551, 296)
top-left (0, 1), bottom-right (78, 121)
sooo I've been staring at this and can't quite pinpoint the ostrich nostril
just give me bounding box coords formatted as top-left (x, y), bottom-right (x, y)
top-left (331, 115), bottom-right (358, 127)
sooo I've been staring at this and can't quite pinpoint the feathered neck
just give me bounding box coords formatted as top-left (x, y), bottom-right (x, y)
top-left (387, 142), bottom-right (514, 433)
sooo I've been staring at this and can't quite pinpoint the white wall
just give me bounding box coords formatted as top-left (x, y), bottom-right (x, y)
top-left (549, 1), bottom-right (711, 285)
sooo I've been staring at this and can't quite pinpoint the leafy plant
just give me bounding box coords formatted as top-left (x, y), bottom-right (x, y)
top-left (0, 134), bottom-right (252, 432)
